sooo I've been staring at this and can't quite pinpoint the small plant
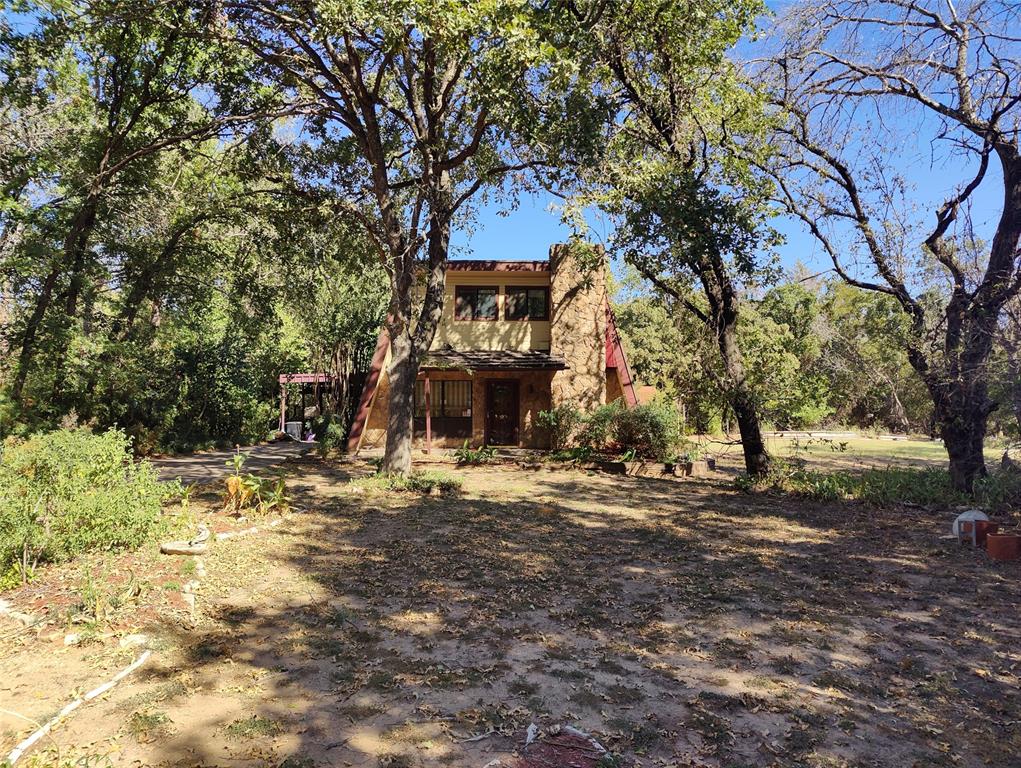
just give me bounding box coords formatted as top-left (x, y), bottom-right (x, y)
top-left (454, 440), bottom-right (497, 465)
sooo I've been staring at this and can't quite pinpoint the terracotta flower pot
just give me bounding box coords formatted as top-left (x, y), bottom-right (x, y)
top-left (986, 533), bottom-right (1021, 562)
top-left (975, 520), bottom-right (1000, 548)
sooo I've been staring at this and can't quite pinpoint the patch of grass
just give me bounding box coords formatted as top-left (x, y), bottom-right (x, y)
top-left (223, 715), bottom-right (282, 740)
top-left (353, 470), bottom-right (462, 495)
top-left (278, 757), bottom-right (316, 768)
top-left (127, 710), bottom-right (171, 742)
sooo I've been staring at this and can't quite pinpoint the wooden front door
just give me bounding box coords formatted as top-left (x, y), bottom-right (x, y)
top-left (485, 380), bottom-right (519, 446)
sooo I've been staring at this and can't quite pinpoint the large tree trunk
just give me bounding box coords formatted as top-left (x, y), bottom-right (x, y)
top-left (381, 325), bottom-right (417, 475)
top-left (938, 396), bottom-right (991, 494)
top-left (379, 181), bottom-right (452, 476)
top-left (717, 310), bottom-right (770, 476)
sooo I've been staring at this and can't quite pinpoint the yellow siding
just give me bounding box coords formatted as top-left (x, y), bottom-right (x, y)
top-left (431, 271), bottom-right (551, 351)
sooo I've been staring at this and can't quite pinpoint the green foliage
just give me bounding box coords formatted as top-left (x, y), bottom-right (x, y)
top-left (0, 428), bottom-right (174, 586)
top-left (611, 401), bottom-right (682, 460)
top-left (537, 403), bottom-right (584, 451)
top-left (314, 414), bottom-right (349, 458)
top-left (355, 471), bottom-right (462, 495)
top-left (453, 441), bottom-right (497, 466)
top-left (221, 450), bottom-right (288, 514)
top-left (736, 461), bottom-right (1021, 512)
top-left (577, 400), bottom-right (624, 449)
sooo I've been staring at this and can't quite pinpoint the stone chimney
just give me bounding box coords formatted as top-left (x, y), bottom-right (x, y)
top-left (549, 243), bottom-right (607, 411)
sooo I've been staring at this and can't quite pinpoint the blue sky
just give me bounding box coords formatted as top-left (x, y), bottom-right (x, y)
top-left (450, 138), bottom-right (1003, 277)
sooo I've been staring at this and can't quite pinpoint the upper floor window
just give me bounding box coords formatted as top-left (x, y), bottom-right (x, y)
top-left (454, 286), bottom-right (498, 320)
top-left (505, 286), bottom-right (549, 320)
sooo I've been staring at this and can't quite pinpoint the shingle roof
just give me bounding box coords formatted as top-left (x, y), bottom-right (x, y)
top-left (421, 348), bottom-right (569, 371)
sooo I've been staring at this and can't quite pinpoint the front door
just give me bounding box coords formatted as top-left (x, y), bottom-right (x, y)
top-left (485, 380), bottom-right (519, 446)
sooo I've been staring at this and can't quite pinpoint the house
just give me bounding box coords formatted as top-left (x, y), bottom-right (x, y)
top-left (347, 244), bottom-right (638, 452)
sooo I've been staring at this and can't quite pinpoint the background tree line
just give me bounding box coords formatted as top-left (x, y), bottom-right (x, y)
top-left (0, 0), bottom-right (1018, 494)
top-left (0, 1), bottom-right (386, 452)
top-left (613, 265), bottom-right (1021, 440)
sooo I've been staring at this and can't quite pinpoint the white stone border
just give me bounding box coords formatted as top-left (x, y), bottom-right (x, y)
top-left (5, 650), bottom-right (151, 765)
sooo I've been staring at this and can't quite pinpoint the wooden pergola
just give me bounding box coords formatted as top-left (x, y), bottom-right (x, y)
top-left (278, 372), bottom-right (334, 434)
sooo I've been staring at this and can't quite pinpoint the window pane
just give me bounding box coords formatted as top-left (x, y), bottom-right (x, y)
top-left (443, 380), bottom-right (472, 417)
top-left (476, 288), bottom-right (497, 319)
top-left (454, 287), bottom-right (473, 320)
top-left (505, 288), bottom-right (527, 320)
top-left (528, 288), bottom-right (548, 320)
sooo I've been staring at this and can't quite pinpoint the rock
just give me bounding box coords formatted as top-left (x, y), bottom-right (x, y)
top-left (119, 633), bottom-right (149, 649)
top-left (160, 541), bottom-right (208, 555)
top-left (64, 633), bottom-right (81, 646)
top-left (182, 580), bottom-right (200, 594)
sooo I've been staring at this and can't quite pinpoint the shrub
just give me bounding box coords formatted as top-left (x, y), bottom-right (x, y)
top-left (577, 401), bottom-right (623, 450)
top-left (454, 440), bottom-right (497, 465)
top-left (0, 428), bottom-right (176, 587)
top-left (537, 403), bottom-right (583, 450)
top-left (313, 413), bottom-right (348, 457)
top-left (611, 401), bottom-right (681, 460)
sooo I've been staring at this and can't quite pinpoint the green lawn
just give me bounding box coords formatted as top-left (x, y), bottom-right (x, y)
top-left (762, 435), bottom-right (1002, 467)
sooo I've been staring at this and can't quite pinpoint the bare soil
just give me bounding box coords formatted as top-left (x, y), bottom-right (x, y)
top-left (2, 455), bottom-right (1019, 768)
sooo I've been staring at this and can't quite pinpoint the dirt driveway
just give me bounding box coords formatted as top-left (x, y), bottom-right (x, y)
top-left (152, 441), bottom-right (310, 484)
top-left (1, 457), bottom-right (1019, 768)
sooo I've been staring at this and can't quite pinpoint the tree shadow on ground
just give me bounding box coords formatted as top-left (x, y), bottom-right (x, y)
top-left (127, 458), bottom-right (1021, 768)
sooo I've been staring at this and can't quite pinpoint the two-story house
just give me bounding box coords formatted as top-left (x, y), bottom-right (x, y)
top-left (347, 244), bottom-right (638, 452)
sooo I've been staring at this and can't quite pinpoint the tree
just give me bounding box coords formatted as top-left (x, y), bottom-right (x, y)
top-left (562, 0), bottom-right (776, 475)
top-left (217, 0), bottom-right (599, 474)
top-left (761, 0), bottom-right (1021, 491)
top-left (1, 0), bottom-right (277, 407)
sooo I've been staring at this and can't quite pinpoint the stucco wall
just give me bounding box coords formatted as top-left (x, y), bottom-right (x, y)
top-left (430, 271), bottom-right (552, 352)
top-left (549, 244), bottom-right (607, 411)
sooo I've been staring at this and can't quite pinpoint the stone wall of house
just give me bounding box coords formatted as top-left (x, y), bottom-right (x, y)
top-left (364, 368), bottom-right (554, 451)
top-left (549, 243), bottom-right (607, 412)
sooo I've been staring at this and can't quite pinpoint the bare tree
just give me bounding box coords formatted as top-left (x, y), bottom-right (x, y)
top-left (760, 0), bottom-right (1021, 491)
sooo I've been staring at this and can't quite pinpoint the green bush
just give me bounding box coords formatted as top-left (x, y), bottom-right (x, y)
top-left (0, 428), bottom-right (176, 587)
top-left (611, 401), bottom-right (681, 460)
top-left (577, 401), bottom-right (623, 450)
top-left (537, 403), bottom-right (583, 451)
top-left (313, 413), bottom-right (347, 457)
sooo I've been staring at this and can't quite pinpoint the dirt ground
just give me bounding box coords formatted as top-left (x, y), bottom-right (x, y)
top-left (2, 454), bottom-right (1020, 768)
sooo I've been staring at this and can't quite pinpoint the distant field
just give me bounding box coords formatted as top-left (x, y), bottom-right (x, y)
top-left (705, 434), bottom-right (1004, 473)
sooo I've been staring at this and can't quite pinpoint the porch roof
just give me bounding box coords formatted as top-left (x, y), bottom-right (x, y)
top-left (421, 348), bottom-right (568, 371)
